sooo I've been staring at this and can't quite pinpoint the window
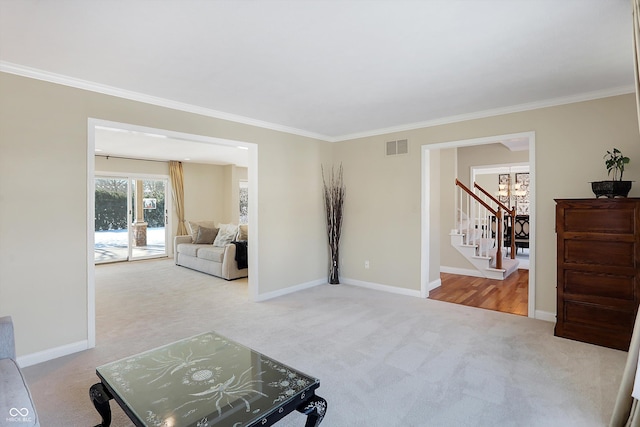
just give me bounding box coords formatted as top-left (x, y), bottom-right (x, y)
top-left (239, 180), bottom-right (248, 224)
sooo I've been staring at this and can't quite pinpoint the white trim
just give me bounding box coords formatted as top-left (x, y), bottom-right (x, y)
top-left (421, 131), bottom-right (537, 319)
top-left (1, 62), bottom-right (330, 142)
top-left (254, 279), bottom-right (325, 302)
top-left (87, 125), bottom-right (96, 349)
top-left (2, 62), bottom-right (633, 144)
top-left (420, 148), bottom-right (430, 298)
top-left (471, 163), bottom-right (529, 179)
top-left (427, 278), bottom-right (442, 294)
top-left (535, 310), bottom-right (556, 323)
top-left (334, 86), bottom-right (635, 142)
top-left (439, 266), bottom-right (484, 278)
top-left (247, 143), bottom-right (259, 301)
top-left (17, 340), bottom-right (88, 368)
top-left (341, 277), bottom-right (422, 298)
top-left (527, 135), bottom-right (537, 318)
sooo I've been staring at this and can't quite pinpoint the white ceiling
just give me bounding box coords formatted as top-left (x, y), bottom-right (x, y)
top-left (0, 0), bottom-right (635, 159)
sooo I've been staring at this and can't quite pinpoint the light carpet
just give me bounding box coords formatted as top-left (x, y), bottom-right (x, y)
top-left (22, 258), bottom-right (626, 426)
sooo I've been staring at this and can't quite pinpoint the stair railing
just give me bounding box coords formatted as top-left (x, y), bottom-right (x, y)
top-left (455, 179), bottom-right (503, 270)
top-left (473, 182), bottom-right (516, 259)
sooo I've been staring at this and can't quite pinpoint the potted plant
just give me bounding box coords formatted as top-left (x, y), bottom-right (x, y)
top-left (591, 148), bottom-right (632, 198)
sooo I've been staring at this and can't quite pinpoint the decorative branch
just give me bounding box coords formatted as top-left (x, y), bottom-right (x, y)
top-left (322, 164), bottom-right (345, 284)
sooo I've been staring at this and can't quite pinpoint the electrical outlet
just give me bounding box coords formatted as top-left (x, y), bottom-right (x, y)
top-left (365, 260), bottom-right (370, 269)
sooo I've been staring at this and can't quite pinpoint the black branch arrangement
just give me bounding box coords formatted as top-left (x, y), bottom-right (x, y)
top-left (322, 164), bottom-right (345, 284)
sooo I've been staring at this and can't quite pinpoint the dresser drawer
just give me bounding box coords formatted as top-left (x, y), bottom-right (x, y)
top-left (563, 300), bottom-right (633, 332)
top-left (562, 207), bottom-right (635, 234)
top-left (563, 239), bottom-right (635, 267)
top-left (562, 270), bottom-right (636, 301)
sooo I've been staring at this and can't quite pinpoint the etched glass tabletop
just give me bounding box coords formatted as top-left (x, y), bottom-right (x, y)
top-left (91, 331), bottom-right (326, 427)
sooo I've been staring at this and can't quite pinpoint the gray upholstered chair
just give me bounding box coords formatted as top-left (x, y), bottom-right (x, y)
top-left (0, 316), bottom-right (40, 426)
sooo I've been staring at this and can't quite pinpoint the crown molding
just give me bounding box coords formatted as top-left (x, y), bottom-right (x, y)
top-left (0, 61), bottom-right (332, 142)
top-left (333, 85), bottom-right (636, 142)
top-left (2, 61), bottom-right (633, 144)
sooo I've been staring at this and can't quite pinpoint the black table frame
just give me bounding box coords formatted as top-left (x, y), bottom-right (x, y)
top-left (90, 381), bottom-right (326, 427)
top-left (89, 334), bottom-right (327, 427)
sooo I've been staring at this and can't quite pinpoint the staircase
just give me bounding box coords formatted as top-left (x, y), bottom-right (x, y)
top-left (451, 180), bottom-right (519, 280)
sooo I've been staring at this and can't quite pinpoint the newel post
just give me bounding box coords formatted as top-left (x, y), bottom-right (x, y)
top-left (495, 210), bottom-right (503, 270)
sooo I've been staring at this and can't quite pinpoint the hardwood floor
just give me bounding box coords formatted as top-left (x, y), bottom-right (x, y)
top-left (429, 269), bottom-right (528, 316)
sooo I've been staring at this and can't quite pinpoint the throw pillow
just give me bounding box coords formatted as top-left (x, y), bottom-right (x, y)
top-left (188, 220), bottom-right (216, 243)
top-left (237, 224), bottom-right (248, 241)
top-left (213, 223), bottom-right (239, 247)
top-left (194, 226), bottom-right (218, 244)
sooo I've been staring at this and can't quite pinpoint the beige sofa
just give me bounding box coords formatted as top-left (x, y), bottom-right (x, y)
top-left (174, 221), bottom-right (248, 280)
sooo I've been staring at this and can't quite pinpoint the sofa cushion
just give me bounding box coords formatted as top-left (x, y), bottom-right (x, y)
top-left (196, 246), bottom-right (225, 262)
top-left (187, 221), bottom-right (217, 242)
top-left (176, 243), bottom-right (202, 257)
top-left (214, 223), bottom-right (238, 247)
top-left (194, 226), bottom-right (218, 244)
top-left (0, 358), bottom-right (39, 427)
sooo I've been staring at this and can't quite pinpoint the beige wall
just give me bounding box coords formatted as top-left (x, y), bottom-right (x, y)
top-left (337, 93), bottom-right (640, 317)
top-left (438, 147), bottom-right (471, 272)
top-left (474, 173), bottom-right (499, 193)
top-left (457, 143), bottom-right (529, 187)
top-left (0, 72), bottom-right (332, 357)
top-left (336, 137), bottom-right (423, 290)
top-left (2, 69), bottom-right (639, 360)
top-left (220, 165), bottom-right (248, 224)
top-left (183, 163), bottom-right (226, 229)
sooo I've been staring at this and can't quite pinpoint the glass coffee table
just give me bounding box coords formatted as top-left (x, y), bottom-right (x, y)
top-left (90, 331), bottom-right (326, 427)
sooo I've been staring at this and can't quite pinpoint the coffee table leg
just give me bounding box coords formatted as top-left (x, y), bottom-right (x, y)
top-left (297, 394), bottom-right (327, 427)
top-left (90, 383), bottom-right (112, 427)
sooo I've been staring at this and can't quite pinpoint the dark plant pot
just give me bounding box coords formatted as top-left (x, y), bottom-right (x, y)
top-left (591, 180), bottom-right (632, 198)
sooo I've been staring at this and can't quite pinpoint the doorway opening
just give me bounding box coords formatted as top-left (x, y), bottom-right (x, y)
top-left (87, 118), bottom-right (259, 348)
top-left (421, 131), bottom-right (536, 318)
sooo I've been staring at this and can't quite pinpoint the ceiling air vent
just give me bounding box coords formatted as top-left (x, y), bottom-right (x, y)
top-left (386, 139), bottom-right (408, 156)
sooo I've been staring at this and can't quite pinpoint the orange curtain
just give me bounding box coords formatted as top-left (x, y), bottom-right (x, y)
top-left (169, 161), bottom-right (188, 236)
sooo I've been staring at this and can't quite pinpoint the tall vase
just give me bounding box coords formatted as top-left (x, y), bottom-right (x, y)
top-left (329, 248), bottom-right (339, 284)
top-left (322, 163), bottom-right (345, 285)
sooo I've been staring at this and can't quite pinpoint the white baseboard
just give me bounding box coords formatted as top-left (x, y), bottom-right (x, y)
top-left (254, 278), bottom-right (325, 302)
top-left (341, 277), bottom-right (422, 298)
top-left (425, 278), bottom-right (442, 298)
top-left (439, 266), bottom-right (484, 278)
top-left (535, 310), bottom-right (556, 323)
top-left (17, 340), bottom-right (89, 368)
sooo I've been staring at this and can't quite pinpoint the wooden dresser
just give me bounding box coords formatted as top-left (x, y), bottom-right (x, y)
top-left (555, 198), bottom-right (640, 351)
